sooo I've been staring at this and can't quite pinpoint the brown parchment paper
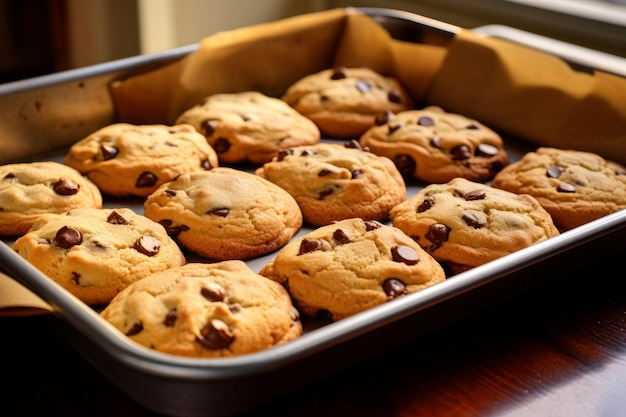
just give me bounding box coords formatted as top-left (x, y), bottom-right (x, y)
top-left (110, 7), bottom-right (626, 165)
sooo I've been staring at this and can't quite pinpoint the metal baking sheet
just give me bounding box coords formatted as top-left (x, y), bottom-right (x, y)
top-left (1, 8), bottom-right (625, 417)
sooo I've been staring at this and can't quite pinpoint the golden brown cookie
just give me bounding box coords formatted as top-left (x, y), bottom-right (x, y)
top-left (12, 207), bottom-right (186, 305)
top-left (491, 147), bottom-right (626, 231)
top-left (259, 218), bottom-right (446, 321)
top-left (359, 106), bottom-right (509, 183)
top-left (0, 161), bottom-right (102, 236)
top-left (174, 91), bottom-right (321, 164)
top-left (100, 261), bottom-right (302, 358)
top-left (143, 167), bottom-right (302, 260)
top-left (281, 66), bottom-right (415, 138)
top-left (255, 141), bottom-right (406, 226)
top-left (64, 123), bottom-right (218, 197)
top-left (390, 178), bottom-right (560, 275)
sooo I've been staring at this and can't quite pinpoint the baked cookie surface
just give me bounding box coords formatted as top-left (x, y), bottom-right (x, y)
top-left (491, 147), bottom-right (626, 231)
top-left (390, 178), bottom-right (559, 274)
top-left (143, 167), bottom-right (302, 260)
top-left (100, 261), bottom-right (302, 358)
top-left (12, 207), bottom-right (186, 305)
top-left (255, 141), bottom-right (406, 226)
top-left (359, 106), bottom-right (509, 183)
top-left (174, 91), bottom-right (320, 164)
top-left (64, 123), bottom-right (218, 197)
top-left (281, 66), bottom-right (415, 138)
top-left (259, 218), bottom-right (446, 321)
top-left (0, 161), bottom-right (102, 236)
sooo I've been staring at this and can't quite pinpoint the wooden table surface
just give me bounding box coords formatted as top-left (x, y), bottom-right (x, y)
top-left (2, 248), bottom-right (625, 417)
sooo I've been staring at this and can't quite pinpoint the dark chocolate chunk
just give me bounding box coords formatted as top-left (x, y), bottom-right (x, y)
top-left (163, 309), bottom-right (177, 327)
top-left (201, 119), bottom-right (218, 136)
top-left (53, 179), bottom-right (79, 196)
top-left (418, 116), bottom-right (434, 126)
top-left (201, 285), bottom-right (226, 302)
top-left (426, 223), bottom-right (450, 243)
top-left (351, 169), bottom-right (363, 179)
top-left (165, 189), bottom-right (177, 197)
top-left (201, 159), bottom-right (213, 170)
top-left (429, 136), bottom-right (442, 149)
top-left (546, 165), bottom-right (563, 179)
top-left (374, 110), bottom-right (394, 126)
top-left (208, 208), bottom-right (229, 217)
top-left (54, 226), bottom-right (82, 249)
top-left (299, 238), bottom-right (323, 254)
top-left (158, 219), bottom-right (189, 237)
top-left (356, 80), bottom-right (372, 93)
top-left (330, 67), bottom-right (347, 80)
top-left (475, 143), bottom-right (499, 157)
top-left (382, 278), bottom-right (406, 298)
top-left (450, 145), bottom-right (471, 160)
top-left (213, 137), bottom-right (231, 154)
top-left (388, 90), bottom-right (402, 103)
top-left (277, 149), bottom-right (294, 161)
top-left (136, 172), bottom-right (158, 188)
top-left (318, 188), bottom-right (334, 200)
top-left (196, 319), bottom-right (234, 349)
top-left (391, 245), bottom-right (419, 265)
top-left (318, 168), bottom-right (334, 177)
top-left (3, 172), bottom-right (15, 179)
top-left (333, 228), bottom-right (351, 245)
top-left (133, 236), bottom-right (160, 256)
top-left (463, 189), bottom-right (486, 201)
top-left (466, 123), bottom-right (480, 130)
top-left (463, 211), bottom-right (487, 229)
top-left (229, 304), bottom-right (242, 314)
top-left (417, 196), bottom-right (435, 213)
top-left (388, 123), bottom-right (402, 134)
top-left (126, 322), bottom-right (144, 336)
top-left (393, 154), bottom-right (416, 176)
top-left (100, 145), bottom-right (118, 160)
top-left (364, 220), bottom-right (383, 231)
top-left (557, 182), bottom-right (576, 193)
top-left (107, 210), bottom-right (129, 225)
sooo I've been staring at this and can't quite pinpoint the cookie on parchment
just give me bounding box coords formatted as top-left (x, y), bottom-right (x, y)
top-left (143, 167), bottom-right (302, 261)
top-left (0, 161), bottom-right (102, 236)
top-left (64, 123), bottom-right (218, 198)
top-left (359, 106), bottom-right (509, 183)
top-left (174, 91), bottom-right (320, 165)
top-left (389, 178), bottom-right (559, 275)
top-left (100, 261), bottom-right (302, 358)
top-left (259, 218), bottom-right (446, 321)
top-left (491, 147), bottom-right (626, 231)
top-left (255, 141), bottom-right (406, 226)
top-left (12, 207), bottom-right (186, 305)
top-left (281, 66), bottom-right (415, 138)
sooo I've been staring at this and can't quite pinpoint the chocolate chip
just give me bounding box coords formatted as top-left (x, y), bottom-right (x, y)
top-left (546, 165), bottom-right (563, 178)
top-left (213, 137), bottom-right (231, 154)
top-left (364, 220), bottom-right (383, 231)
top-left (382, 278), bottom-right (406, 298)
top-left (418, 116), bottom-right (434, 126)
top-left (165, 189), bottom-right (177, 197)
top-left (463, 189), bottom-right (486, 201)
top-left (344, 139), bottom-right (365, 150)
top-left (163, 309), bottom-right (177, 327)
top-left (466, 123), bottom-right (480, 130)
top-left (126, 322), bottom-right (144, 336)
top-left (333, 228), bottom-right (351, 244)
top-left (393, 154), bottom-right (416, 176)
top-left (375, 111), bottom-right (394, 126)
top-left (277, 149), bottom-right (294, 161)
top-left (388, 90), bottom-right (402, 103)
top-left (158, 219), bottom-right (189, 237)
top-left (300, 149), bottom-right (314, 157)
top-left (107, 210), bottom-right (129, 224)
top-left (330, 67), bottom-right (347, 80)
top-left (450, 145), bottom-right (471, 160)
top-left (136, 172), bottom-right (158, 188)
top-left (3, 172), bottom-right (15, 179)
top-left (557, 182), bottom-right (576, 193)
top-left (351, 169), bottom-right (363, 179)
top-left (318, 168), bottom-right (334, 177)
top-left (476, 143), bottom-right (498, 157)
top-left (241, 115), bottom-right (251, 122)
top-left (318, 188), bottom-right (334, 200)
top-left (429, 136), bottom-right (442, 149)
top-left (417, 196), bottom-right (435, 213)
top-left (201, 159), bottom-right (213, 170)
top-left (229, 304), bottom-right (242, 314)
top-left (100, 145), bottom-right (118, 160)
top-left (201, 119), bottom-right (218, 136)
top-left (426, 223), bottom-right (450, 243)
top-left (201, 285), bottom-right (226, 302)
top-left (463, 211), bottom-right (487, 228)
top-left (391, 245), bottom-right (419, 265)
top-left (356, 80), bottom-right (372, 93)
top-left (616, 168), bottom-right (626, 176)
top-left (133, 236), bottom-right (160, 256)
top-left (196, 319), bottom-right (234, 349)
top-left (54, 226), bottom-right (82, 249)
top-left (71, 272), bottom-right (81, 285)
top-left (388, 123), bottom-right (402, 134)
top-left (53, 179), bottom-right (79, 195)
top-left (299, 238), bottom-right (323, 254)
top-left (208, 208), bottom-right (229, 217)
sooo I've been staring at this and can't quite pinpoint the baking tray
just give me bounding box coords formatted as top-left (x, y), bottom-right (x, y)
top-left (1, 8), bottom-right (626, 417)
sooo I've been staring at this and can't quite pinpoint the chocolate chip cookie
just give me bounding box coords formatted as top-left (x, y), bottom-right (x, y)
top-left (390, 178), bottom-right (560, 275)
top-left (0, 161), bottom-right (103, 236)
top-left (12, 207), bottom-right (186, 305)
top-left (174, 91), bottom-right (321, 164)
top-left (259, 218), bottom-right (446, 321)
top-left (492, 147), bottom-right (626, 231)
top-left (254, 141), bottom-right (406, 226)
top-left (100, 261), bottom-right (302, 358)
top-left (64, 123), bottom-right (219, 198)
top-left (359, 106), bottom-right (509, 183)
top-left (281, 66), bottom-right (415, 138)
top-left (143, 167), bottom-right (303, 260)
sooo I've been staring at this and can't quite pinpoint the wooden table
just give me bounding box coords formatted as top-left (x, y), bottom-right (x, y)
top-left (2, 248), bottom-right (625, 417)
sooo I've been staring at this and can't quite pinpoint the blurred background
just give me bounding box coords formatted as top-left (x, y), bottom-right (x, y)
top-left (0, 0), bottom-right (625, 84)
